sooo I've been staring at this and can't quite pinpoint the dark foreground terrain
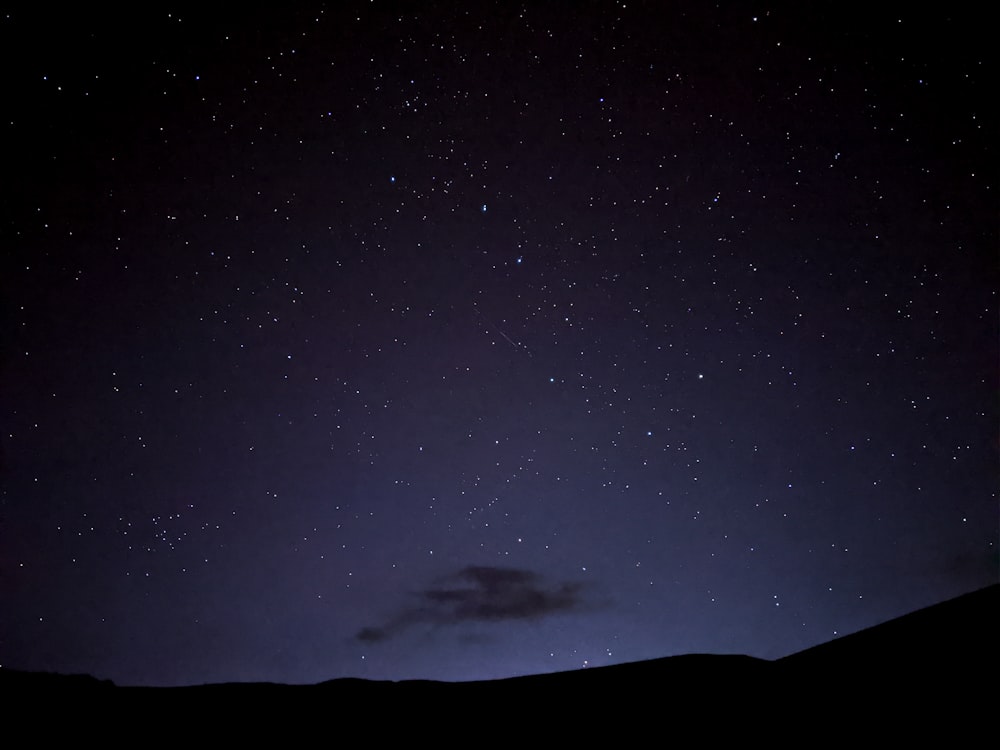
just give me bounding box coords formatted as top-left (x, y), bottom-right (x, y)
top-left (3, 585), bottom-right (996, 738)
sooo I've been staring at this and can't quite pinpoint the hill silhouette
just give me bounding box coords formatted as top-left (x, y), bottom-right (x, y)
top-left (3, 585), bottom-right (995, 737)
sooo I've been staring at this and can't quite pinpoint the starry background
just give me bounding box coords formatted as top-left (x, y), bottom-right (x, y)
top-left (1, 2), bottom-right (995, 687)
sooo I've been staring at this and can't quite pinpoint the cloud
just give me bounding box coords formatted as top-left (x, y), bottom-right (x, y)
top-left (356, 626), bottom-right (390, 643)
top-left (356, 565), bottom-right (587, 643)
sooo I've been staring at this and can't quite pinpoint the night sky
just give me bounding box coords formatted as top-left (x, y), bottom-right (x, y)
top-left (1, 3), bottom-right (995, 687)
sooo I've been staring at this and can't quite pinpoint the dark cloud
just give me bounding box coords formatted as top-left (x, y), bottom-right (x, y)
top-left (356, 565), bottom-right (587, 643)
top-left (356, 626), bottom-right (389, 644)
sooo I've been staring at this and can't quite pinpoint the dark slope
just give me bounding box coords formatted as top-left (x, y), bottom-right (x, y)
top-left (2, 585), bottom-right (995, 735)
top-left (779, 583), bottom-right (998, 675)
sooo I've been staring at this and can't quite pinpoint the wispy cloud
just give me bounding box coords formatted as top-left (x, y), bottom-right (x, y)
top-left (357, 565), bottom-right (587, 643)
